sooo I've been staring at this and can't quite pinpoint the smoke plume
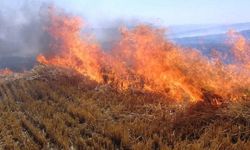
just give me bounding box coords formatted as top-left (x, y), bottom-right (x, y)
top-left (0, 0), bottom-right (52, 70)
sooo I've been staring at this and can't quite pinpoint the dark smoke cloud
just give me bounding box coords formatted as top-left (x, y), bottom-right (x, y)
top-left (0, 0), bottom-right (52, 70)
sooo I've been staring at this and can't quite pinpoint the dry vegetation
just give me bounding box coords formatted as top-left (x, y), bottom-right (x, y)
top-left (0, 65), bottom-right (249, 150)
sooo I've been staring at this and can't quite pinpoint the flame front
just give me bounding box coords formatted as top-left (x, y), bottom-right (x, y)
top-left (0, 68), bottom-right (13, 76)
top-left (37, 11), bottom-right (250, 103)
top-left (37, 11), bottom-right (103, 82)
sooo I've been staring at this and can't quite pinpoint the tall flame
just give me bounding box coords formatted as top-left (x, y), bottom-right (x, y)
top-left (37, 11), bottom-right (250, 102)
top-left (227, 30), bottom-right (250, 69)
top-left (37, 10), bottom-right (103, 82)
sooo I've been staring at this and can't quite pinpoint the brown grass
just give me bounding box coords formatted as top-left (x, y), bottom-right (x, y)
top-left (0, 65), bottom-right (249, 149)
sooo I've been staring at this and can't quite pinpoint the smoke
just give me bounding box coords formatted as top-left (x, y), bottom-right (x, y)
top-left (0, 0), bottom-right (52, 70)
top-left (0, 0), bottom-right (145, 70)
top-left (92, 19), bottom-right (139, 50)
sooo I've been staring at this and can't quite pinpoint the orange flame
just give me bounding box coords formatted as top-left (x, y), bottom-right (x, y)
top-left (0, 68), bottom-right (13, 75)
top-left (227, 30), bottom-right (250, 69)
top-left (37, 10), bottom-right (103, 82)
top-left (37, 11), bottom-right (250, 102)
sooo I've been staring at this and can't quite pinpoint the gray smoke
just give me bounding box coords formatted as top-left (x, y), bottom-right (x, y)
top-left (0, 0), bottom-right (154, 71)
top-left (0, 0), bottom-right (52, 70)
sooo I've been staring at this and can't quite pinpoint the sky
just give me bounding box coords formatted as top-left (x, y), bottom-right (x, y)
top-left (52, 0), bottom-right (250, 27)
top-left (1, 0), bottom-right (250, 27)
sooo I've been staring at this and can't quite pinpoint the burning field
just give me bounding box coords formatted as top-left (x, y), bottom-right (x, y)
top-left (0, 8), bottom-right (250, 150)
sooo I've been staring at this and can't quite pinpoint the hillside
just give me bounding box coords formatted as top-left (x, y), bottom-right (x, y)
top-left (0, 65), bottom-right (249, 150)
top-left (168, 22), bottom-right (250, 38)
top-left (173, 29), bottom-right (250, 55)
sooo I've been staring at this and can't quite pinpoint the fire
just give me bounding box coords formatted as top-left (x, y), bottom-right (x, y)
top-left (37, 10), bottom-right (103, 82)
top-left (37, 11), bottom-right (250, 103)
top-left (111, 26), bottom-right (204, 101)
top-left (227, 30), bottom-right (250, 69)
top-left (0, 68), bottom-right (13, 75)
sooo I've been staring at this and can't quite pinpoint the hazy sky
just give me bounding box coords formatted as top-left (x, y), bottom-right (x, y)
top-left (52, 0), bottom-right (250, 26)
top-left (1, 0), bottom-right (250, 26)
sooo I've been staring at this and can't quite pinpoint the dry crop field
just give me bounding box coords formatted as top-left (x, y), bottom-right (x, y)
top-left (0, 65), bottom-right (249, 150)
